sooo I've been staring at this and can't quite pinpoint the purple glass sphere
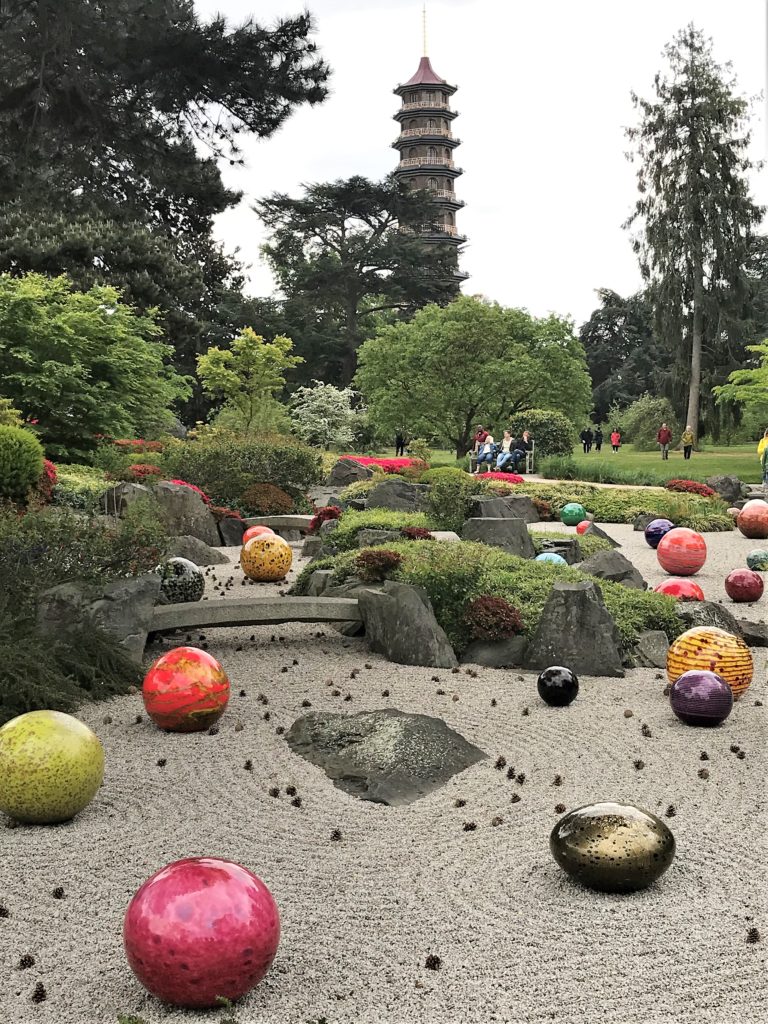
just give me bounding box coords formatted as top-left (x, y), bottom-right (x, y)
top-left (644, 518), bottom-right (675, 549)
top-left (669, 670), bottom-right (734, 727)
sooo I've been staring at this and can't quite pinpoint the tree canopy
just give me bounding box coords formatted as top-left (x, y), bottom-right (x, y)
top-left (625, 24), bottom-right (763, 438)
top-left (355, 296), bottom-right (592, 457)
top-left (0, 274), bottom-right (189, 460)
top-left (256, 175), bottom-right (460, 384)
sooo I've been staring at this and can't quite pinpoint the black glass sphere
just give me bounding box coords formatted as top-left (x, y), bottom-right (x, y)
top-left (537, 666), bottom-right (579, 707)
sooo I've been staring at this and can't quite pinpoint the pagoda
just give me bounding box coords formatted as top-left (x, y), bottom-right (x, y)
top-left (392, 40), bottom-right (467, 279)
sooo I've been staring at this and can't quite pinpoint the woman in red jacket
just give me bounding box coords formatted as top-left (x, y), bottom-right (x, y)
top-left (610, 428), bottom-right (621, 453)
top-left (657, 423), bottom-right (673, 460)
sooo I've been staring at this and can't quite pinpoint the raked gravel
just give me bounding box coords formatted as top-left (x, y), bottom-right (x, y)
top-left (1, 526), bottom-right (766, 1024)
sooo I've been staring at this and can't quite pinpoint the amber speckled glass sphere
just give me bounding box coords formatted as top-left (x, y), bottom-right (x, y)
top-left (666, 626), bottom-right (752, 700)
top-left (240, 535), bottom-right (293, 582)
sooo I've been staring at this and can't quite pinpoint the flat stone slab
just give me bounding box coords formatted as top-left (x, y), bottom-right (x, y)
top-left (151, 595), bottom-right (361, 632)
top-left (285, 708), bottom-right (487, 805)
top-left (429, 531), bottom-right (461, 542)
top-left (244, 515), bottom-right (314, 532)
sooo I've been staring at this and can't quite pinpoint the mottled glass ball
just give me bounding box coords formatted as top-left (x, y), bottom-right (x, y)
top-left (737, 501), bottom-right (768, 539)
top-left (242, 525), bottom-right (275, 544)
top-left (575, 520), bottom-right (591, 535)
top-left (746, 548), bottom-right (768, 571)
top-left (240, 535), bottom-right (293, 582)
top-left (724, 568), bottom-right (764, 603)
top-left (143, 647), bottom-right (230, 732)
top-left (656, 528), bottom-right (707, 576)
top-left (669, 670), bottom-right (733, 726)
top-left (644, 518), bottom-right (675, 549)
top-left (124, 857), bottom-right (280, 1008)
top-left (155, 557), bottom-right (205, 604)
top-left (536, 666), bottom-right (579, 707)
top-left (653, 578), bottom-right (704, 601)
top-left (560, 503), bottom-right (587, 526)
top-left (535, 552), bottom-right (568, 566)
top-left (550, 802), bottom-right (675, 892)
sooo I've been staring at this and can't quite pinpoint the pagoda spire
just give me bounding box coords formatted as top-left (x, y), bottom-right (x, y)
top-left (422, 3), bottom-right (427, 57)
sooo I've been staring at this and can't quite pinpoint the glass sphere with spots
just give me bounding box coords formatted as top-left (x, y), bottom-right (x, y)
top-left (240, 535), bottom-right (293, 582)
top-left (155, 557), bottom-right (205, 604)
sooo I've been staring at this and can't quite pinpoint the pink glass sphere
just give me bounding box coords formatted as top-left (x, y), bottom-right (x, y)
top-left (124, 857), bottom-right (280, 1008)
top-left (724, 568), bottom-right (764, 603)
top-left (656, 527), bottom-right (707, 576)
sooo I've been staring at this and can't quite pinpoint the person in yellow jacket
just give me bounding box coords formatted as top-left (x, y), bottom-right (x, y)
top-left (758, 428), bottom-right (768, 460)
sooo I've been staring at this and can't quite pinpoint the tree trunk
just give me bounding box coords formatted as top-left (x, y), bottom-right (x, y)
top-left (685, 259), bottom-right (704, 438)
top-left (340, 297), bottom-right (360, 386)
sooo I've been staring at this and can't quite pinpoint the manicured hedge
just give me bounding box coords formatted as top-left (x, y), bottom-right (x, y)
top-left (292, 540), bottom-right (681, 654)
top-left (331, 509), bottom-right (434, 551)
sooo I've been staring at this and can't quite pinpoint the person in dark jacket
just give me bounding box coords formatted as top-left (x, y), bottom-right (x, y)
top-left (395, 430), bottom-right (406, 457)
top-left (579, 427), bottom-right (594, 454)
top-left (594, 427), bottom-right (603, 452)
top-left (657, 423), bottom-right (673, 460)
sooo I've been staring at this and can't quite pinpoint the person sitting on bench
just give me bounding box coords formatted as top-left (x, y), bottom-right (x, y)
top-left (511, 431), bottom-right (532, 472)
top-left (495, 430), bottom-right (516, 471)
top-left (474, 432), bottom-right (496, 472)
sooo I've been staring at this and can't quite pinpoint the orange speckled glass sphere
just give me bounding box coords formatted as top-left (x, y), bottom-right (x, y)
top-left (736, 502), bottom-right (768, 540)
top-left (242, 525), bottom-right (275, 544)
top-left (143, 647), bottom-right (230, 732)
top-left (666, 626), bottom-right (753, 700)
top-left (656, 528), bottom-right (707, 576)
top-left (240, 535), bottom-right (293, 582)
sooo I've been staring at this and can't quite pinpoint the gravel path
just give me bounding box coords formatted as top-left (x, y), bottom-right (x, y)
top-left (1, 528), bottom-right (766, 1024)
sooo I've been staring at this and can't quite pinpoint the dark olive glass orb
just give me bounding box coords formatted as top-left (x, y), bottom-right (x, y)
top-left (536, 666), bottom-right (579, 707)
top-left (550, 802), bottom-right (676, 893)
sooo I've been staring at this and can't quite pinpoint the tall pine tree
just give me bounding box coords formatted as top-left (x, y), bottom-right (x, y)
top-left (625, 24), bottom-right (763, 438)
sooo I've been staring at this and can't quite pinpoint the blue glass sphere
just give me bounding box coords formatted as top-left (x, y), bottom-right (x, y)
top-left (644, 518), bottom-right (675, 549)
top-left (535, 552), bottom-right (568, 566)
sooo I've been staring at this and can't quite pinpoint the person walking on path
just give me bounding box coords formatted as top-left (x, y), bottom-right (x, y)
top-left (594, 427), bottom-right (603, 452)
top-left (610, 428), bottom-right (621, 453)
top-left (579, 426), bottom-right (594, 454)
top-left (681, 425), bottom-right (695, 461)
top-left (395, 430), bottom-right (406, 457)
top-left (657, 423), bottom-right (673, 460)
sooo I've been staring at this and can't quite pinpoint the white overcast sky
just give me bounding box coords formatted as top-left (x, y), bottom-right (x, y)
top-left (193, 0), bottom-right (767, 327)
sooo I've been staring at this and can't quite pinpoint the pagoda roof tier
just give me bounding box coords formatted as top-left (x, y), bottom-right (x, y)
top-left (394, 57), bottom-right (457, 96)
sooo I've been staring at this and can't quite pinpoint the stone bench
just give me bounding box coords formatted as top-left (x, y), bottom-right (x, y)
top-left (150, 595), bottom-right (361, 633)
top-left (243, 514), bottom-right (315, 542)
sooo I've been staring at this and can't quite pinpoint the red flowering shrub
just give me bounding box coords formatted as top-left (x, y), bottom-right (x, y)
top-left (36, 459), bottom-right (58, 503)
top-left (209, 504), bottom-right (244, 522)
top-left (239, 482), bottom-right (293, 515)
top-left (113, 439), bottom-right (164, 453)
top-left (125, 463), bottom-right (163, 481)
top-left (355, 549), bottom-right (403, 582)
top-left (167, 479), bottom-right (211, 504)
top-left (463, 596), bottom-right (524, 642)
top-left (339, 456), bottom-right (425, 475)
top-left (309, 505), bottom-right (342, 533)
top-left (665, 479), bottom-right (716, 498)
top-left (400, 526), bottom-right (434, 541)
top-left (478, 471), bottom-right (524, 484)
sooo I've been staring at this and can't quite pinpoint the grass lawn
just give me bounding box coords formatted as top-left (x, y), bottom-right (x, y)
top-left (378, 443), bottom-right (764, 483)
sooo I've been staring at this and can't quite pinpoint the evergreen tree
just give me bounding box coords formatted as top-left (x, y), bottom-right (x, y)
top-left (625, 24), bottom-right (763, 438)
top-left (256, 175), bottom-right (459, 384)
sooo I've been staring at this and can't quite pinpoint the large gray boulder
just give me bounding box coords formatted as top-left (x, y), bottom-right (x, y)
top-left (366, 478), bottom-right (429, 512)
top-left (459, 636), bottom-right (527, 668)
top-left (327, 459), bottom-right (373, 487)
top-left (165, 535), bottom-right (229, 566)
top-left (536, 538), bottom-right (582, 565)
top-left (285, 708), bottom-right (486, 805)
top-left (578, 549), bottom-right (647, 590)
top-left (461, 517), bottom-right (536, 559)
top-left (153, 482), bottom-right (220, 547)
top-left (706, 475), bottom-right (746, 504)
top-left (357, 529), bottom-right (402, 548)
top-left (737, 619), bottom-right (768, 647)
top-left (305, 569), bottom-right (335, 597)
top-left (468, 495), bottom-right (540, 524)
top-left (301, 535), bottom-right (325, 559)
top-left (676, 601), bottom-right (742, 636)
top-left (99, 482), bottom-right (152, 517)
top-left (38, 574), bottom-right (161, 663)
top-left (218, 517), bottom-right (245, 547)
top-left (583, 523), bottom-right (621, 548)
top-left (358, 581), bottom-right (457, 668)
top-left (523, 580), bottom-right (624, 677)
top-left (308, 486), bottom-right (344, 508)
top-left (633, 514), bottom-right (657, 532)
top-left (468, 494), bottom-right (540, 524)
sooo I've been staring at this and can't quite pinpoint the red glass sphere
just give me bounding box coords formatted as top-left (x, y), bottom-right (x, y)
top-left (575, 520), bottom-right (591, 535)
top-left (653, 578), bottom-right (705, 601)
top-left (736, 501), bottom-right (768, 539)
top-left (724, 568), bottom-right (764, 603)
top-left (242, 525), bottom-right (275, 544)
top-left (656, 528), bottom-right (707, 576)
top-left (124, 857), bottom-right (280, 1008)
top-left (142, 647), bottom-right (230, 732)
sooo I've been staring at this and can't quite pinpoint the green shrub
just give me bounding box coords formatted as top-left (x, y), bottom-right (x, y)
top-left (507, 409), bottom-right (576, 457)
top-left (53, 464), bottom-right (110, 510)
top-left (332, 509), bottom-right (434, 551)
top-left (0, 425), bottom-right (44, 500)
top-left (529, 530), bottom-right (613, 559)
top-left (616, 394), bottom-right (679, 451)
top-left (338, 474), bottom-right (387, 501)
top-left (292, 540), bottom-right (682, 654)
top-left (540, 455), bottom-right (683, 487)
top-left (0, 397), bottom-right (23, 427)
top-left (163, 432), bottom-right (322, 505)
top-left (239, 482), bottom-right (294, 515)
top-left (426, 475), bottom-right (480, 531)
